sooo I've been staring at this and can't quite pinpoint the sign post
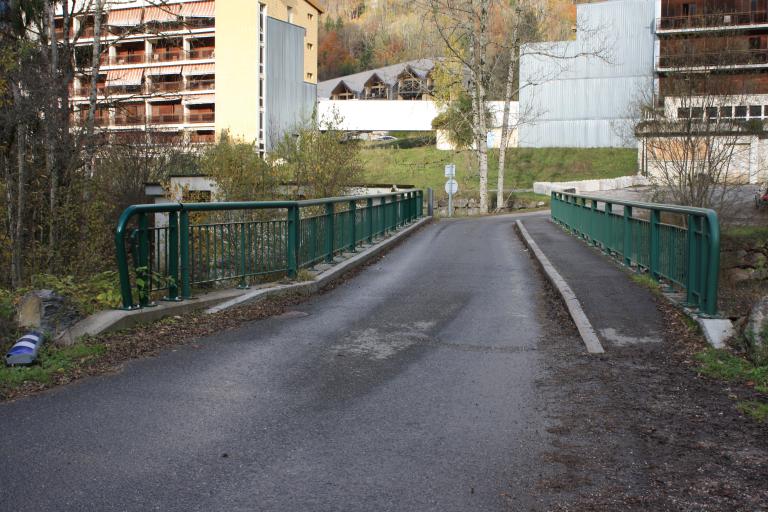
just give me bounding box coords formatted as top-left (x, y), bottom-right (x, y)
top-left (444, 163), bottom-right (457, 217)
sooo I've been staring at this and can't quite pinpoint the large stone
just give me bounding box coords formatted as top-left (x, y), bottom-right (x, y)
top-left (726, 268), bottom-right (755, 282)
top-left (746, 296), bottom-right (768, 351)
top-left (17, 290), bottom-right (82, 338)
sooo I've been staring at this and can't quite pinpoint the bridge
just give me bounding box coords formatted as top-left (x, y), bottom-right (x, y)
top-left (0, 192), bottom-right (727, 510)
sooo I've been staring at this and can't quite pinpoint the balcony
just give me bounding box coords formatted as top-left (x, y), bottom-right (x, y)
top-left (190, 131), bottom-right (215, 143)
top-left (658, 48), bottom-right (768, 70)
top-left (74, 84), bottom-right (107, 97)
top-left (187, 112), bottom-right (215, 123)
top-left (114, 114), bottom-right (146, 126)
top-left (112, 53), bottom-right (147, 65)
top-left (149, 113), bottom-right (183, 124)
top-left (187, 78), bottom-right (214, 91)
top-left (658, 11), bottom-right (768, 32)
top-left (149, 80), bottom-right (183, 93)
top-left (187, 48), bottom-right (215, 60)
top-left (152, 49), bottom-right (184, 62)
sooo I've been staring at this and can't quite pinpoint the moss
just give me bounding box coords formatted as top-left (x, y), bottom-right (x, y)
top-left (695, 348), bottom-right (768, 394)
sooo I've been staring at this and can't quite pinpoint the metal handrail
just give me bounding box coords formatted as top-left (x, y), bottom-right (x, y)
top-left (115, 191), bottom-right (425, 309)
top-left (550, 191), bottom-right (720, 316)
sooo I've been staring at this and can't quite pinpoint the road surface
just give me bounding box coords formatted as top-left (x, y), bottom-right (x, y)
top-left (0, 215), bottom-right (557, 511)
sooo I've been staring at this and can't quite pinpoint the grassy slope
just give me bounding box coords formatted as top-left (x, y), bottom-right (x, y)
top-left (360, 146), bottom-right (638, 193)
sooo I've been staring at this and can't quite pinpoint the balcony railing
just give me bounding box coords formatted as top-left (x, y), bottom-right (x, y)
top-left (149, 81), bottom-right (183, 93)
top-left (190, 132), bottom-right (215, 143)
top-left (152, 50), bottom-right (184, 62)
top-left (149, 113), bottom-right (183, 124)
top-left (112, 53), bottom-right (147, 65)
top-left (187, 48), bottom-right (215, 60)
top-left (658, 11), bottom-right (768, 30)
top-left (187, 112), bottom-right (215, 123)
top-left (658, 48), bottom-right (768, 68)
top-left (187, 79), bottom-right (215, 90)
top-left (74, 85), bottom-right (107, 96)
top-left (114, 114), bottom-right (146, 126)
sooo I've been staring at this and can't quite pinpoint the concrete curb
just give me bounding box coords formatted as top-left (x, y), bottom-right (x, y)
top-left (515, 220), bottom-right (605, 355)
top-left (56, 218), bottom-right (432, 345)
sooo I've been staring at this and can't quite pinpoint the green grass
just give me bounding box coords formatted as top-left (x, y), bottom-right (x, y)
top-left (0, 343), bottom-right (106, 388)
top-left (737, 400), bottom-right (768, 422)
top-left (359, 146), bottom-right (638, 193)
top-left (695, 348), bottom-right (768, 394)
top-left (630, 274), bottom-right (662, 294)
top-left (722, 226), bottom-right (768, 247)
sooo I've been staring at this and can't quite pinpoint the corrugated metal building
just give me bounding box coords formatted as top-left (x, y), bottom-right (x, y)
top-left (519, 0), bottom-right (656, 148)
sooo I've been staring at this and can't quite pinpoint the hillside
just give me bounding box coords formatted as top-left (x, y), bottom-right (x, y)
top-left (316, 0), bottom-right (577, 81)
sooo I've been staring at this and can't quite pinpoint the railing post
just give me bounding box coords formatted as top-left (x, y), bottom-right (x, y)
top-left (136, 213), bottom-right (153, 307)
top-left (366, 197), bottom-right (374, 243)
top-left (348, 200), bottom-right (357, 252)
top-left (602, 201), bottom-right (612, 253)
top-left (427, 188), bottom-right (433, 217)
top-left (685, 214), bottom-right (698, 306)
top-left (325, 202), bottom-right (335, 263)
top-left (180, 210), bottom-right (192, 299)
top-left (650, 209), bottom-right (660, 279)
top-left (589, 199), bottom-right (598, 245)
top-left (238, 220), bottom-right (249, 289)
top-left (165, 211), bottom-right (180, 300)
top-left (703, 213), bottom-right (720, 316)
top-left (287, 204), bottom-right (299, 277)
top-left (623, 206), bottom-right (632, 266)
top-left (381, 196), bottom-right (388, 235)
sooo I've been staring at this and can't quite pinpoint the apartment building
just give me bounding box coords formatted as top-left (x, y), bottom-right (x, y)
top-left (60, 0), bottom-right (321, 150)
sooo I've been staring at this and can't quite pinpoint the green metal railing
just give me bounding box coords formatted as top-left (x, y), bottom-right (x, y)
top-left (551, 191), bottom-right (721, 316)
top-left (115, 190), bottom-right (424, 310)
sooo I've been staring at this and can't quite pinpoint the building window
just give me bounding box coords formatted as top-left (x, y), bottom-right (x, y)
top-left (677, 107), bottom-right (690, 119)
top-left (720, 106), bottom-right (733, 118)
top-left (308, 13), bottom-right (313, 20)
top-left (735, 106), bottom-right (747, 118)
top-left (307, 42), bottom-right (313, 50)
top-left (750, 105), bottom-right (762, 118)
top-left (705, 107), bottom-right (718, 119)
top-left (690, 107), bottom-right (703, 119)
top-left (306, 72), bottom-right (313, 80)
top-left (287, 6), bottom-right (293, 24)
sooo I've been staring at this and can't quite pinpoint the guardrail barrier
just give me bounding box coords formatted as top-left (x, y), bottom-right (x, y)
top-left (551, 191), bottom-right (720, 316)
top-left (115, 191), bottom-right (424, 310)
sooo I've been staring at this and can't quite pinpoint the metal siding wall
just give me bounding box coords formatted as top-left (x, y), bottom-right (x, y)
top-left (266, 18), bottom-right (316, 150)
top-left (519, 0), bottom-right (655, 148)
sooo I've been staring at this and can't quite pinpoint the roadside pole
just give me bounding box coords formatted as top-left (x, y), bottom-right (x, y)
top-left (444, 164), bottom-right (458, 218)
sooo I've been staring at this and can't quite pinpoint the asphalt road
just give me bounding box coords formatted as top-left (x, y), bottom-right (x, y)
top-left (0, 215), bottom-right (553, 511)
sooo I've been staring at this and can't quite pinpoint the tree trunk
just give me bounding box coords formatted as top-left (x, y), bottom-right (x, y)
top-left (497, 32), bottom-right (519, 211)
top-left (85, 0), bottom-right (105, 175)
top-left (476, 0), bottom-right (489, 214)
top-left (46, 0), bottom-right (60, 267)
top-left (11, 84), bottom-right (26, 288)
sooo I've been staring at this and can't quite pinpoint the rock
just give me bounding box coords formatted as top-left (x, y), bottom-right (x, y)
top-left (454, 198), bottom-right (469, 208)
top-left (736, 249), bottom-right (749, 263)
top-left (16, 290), bottom-right (82, 338)
top-left (745, 251), bottom-right (767, 269)
top-left (746, 296), bottom-right (768, 351)
top-left (536, 201), bottom-right (546, 207)
top-left (726, 268), bottom-right (755, 282)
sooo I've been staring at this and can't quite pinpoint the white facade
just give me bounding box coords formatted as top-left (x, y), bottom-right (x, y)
top-left (519, 0), bottom-right (656, 148)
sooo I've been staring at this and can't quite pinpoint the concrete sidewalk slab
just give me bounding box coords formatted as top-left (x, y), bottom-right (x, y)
top-left (519, 215), bottom-right (664, 349)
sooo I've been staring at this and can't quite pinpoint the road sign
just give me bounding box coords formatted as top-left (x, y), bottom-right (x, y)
top-left (444, 178), bottom-right (458, 195)
top-left (444, 163), bottom-right (456, 177)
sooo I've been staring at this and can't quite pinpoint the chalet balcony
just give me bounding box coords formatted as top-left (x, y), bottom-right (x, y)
top-left (149, 113), bottom-right (183, 124)
top-left (658, 48), bottom-right (768, 69)
top-left (658, 11), bottom-right (768, 31)
top-left (149, 80), bottom-right (183, 93)
top-left (187, 112), bottom-right (215, 123)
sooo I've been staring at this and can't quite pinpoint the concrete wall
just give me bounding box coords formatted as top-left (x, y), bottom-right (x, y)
top-left (533, 176), bottom-right (649, 196)
top-left (519, 0), bottom-right (656, 148)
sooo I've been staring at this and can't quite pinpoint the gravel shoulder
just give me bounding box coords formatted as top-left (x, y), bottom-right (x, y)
top-left (534, 274), bottom-right (768, 510)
